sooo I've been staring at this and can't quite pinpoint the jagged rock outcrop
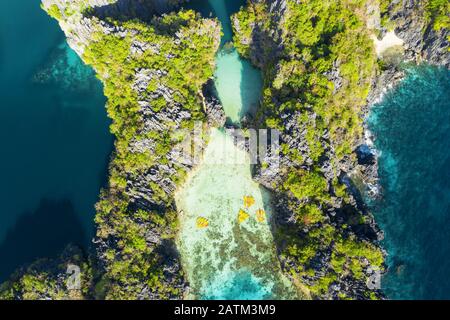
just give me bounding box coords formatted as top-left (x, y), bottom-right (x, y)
top-left (9, 0), bottom-right (445, 301)
top-left (39, 0), bottom-right (222, 300)
top-left (231, 0), bottom-right (286, 69)
top-left (41, 0), bottom-right (186, 55)
top-left (231, 0), bottom-right (447, 300)
top-left (385, 0), bottom-right (449, 68)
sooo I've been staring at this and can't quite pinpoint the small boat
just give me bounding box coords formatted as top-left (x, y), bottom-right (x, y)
top-left (238, 209), bottom-right (250, 223)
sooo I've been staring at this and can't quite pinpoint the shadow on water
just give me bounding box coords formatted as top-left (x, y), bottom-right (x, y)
top-left (191, 0), bottom-right (264, 125)
top-left (0, 199), bottom-right (86, 282)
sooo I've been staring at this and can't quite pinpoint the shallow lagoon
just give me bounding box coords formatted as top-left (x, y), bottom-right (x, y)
top-left (368, 65), bottom-right (450, 299)
top-left (214, 49), bottom-right (262, 123)
top-left (176, 0), bottom-right (293, 300)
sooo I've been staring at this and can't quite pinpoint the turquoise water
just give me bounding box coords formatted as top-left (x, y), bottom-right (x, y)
top-left (215, 49), bottom-right (262, 123)
top-left (0, 2), bottom-right (112, 281)
top-left (176, 0), bottom-right (293, 299)
top-left (186, 0), bottom-right (262, 124)
top-left (368, 65), bottom-right (450, 299)
top-left (175, 129), bottom-right (295, 299)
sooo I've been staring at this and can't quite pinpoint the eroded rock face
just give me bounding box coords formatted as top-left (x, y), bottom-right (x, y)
top-left (230, 0), bottom-right (386, 300)
top-left (21, 0), bottom-right (446, 301)
top-left (42, 0), bottom-right (111, 55)
top-left (0, 245), bottom-right (92, 300)
top-left (387, 0), bottom-right (450, 68)
top-left (231, 0), bottom-right (286, 69)
top-left (357, 0), bottom-right (449, 207)
top-left (39, 0), bottom-right (222, 300)
top-left (202, 79), bottom-right (227, 128)
top-left (41, 0), bottom-right (186, 55)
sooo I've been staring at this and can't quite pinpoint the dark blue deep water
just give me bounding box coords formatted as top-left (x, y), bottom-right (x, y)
top-left (368, 65), bottom-right (450, 299)
top-left (0, 1), bottom-right (112, 281)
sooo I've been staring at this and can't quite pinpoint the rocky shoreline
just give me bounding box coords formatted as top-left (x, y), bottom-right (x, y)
top-left (1, 0), bottom-right (448, 300)
top-left (229, 0), bottom-right (385, 299)
top-left (345, 0), bottom-right (449, 298)
top-left (387, 0), bottom-right (449, 68)
top-left (1, 0), bottom-right (228, 300)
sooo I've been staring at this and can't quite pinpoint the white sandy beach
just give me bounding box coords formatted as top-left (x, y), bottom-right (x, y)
top-left (372, 31), bottom-right (404, 56)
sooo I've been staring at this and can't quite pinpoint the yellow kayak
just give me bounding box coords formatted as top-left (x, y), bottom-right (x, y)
top-left (196, 216), bottom-right (209, 228)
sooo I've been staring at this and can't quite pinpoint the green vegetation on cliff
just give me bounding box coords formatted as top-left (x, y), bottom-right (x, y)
top-left (236, 0), bottom-right (375, 160)
top-left (0, 1), bottom-right (220, 300)
top-left (83, 11), bottom-right (218, 175)
top-left (233, 0), bottom-right (383, 299)
top-left (380, 0), bottom-right (449, 32)
top-left (45, 4), bottom-right (62, 19)
top-left (82, 11), bottom-right (219, 299)
top-left (2, 0), bottom-right (389, 301)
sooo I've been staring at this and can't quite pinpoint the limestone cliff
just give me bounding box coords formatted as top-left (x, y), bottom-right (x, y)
top-left (230, 0), bottom-right (447, 300)
top-left (40, 0), bottom-right (221, 299)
